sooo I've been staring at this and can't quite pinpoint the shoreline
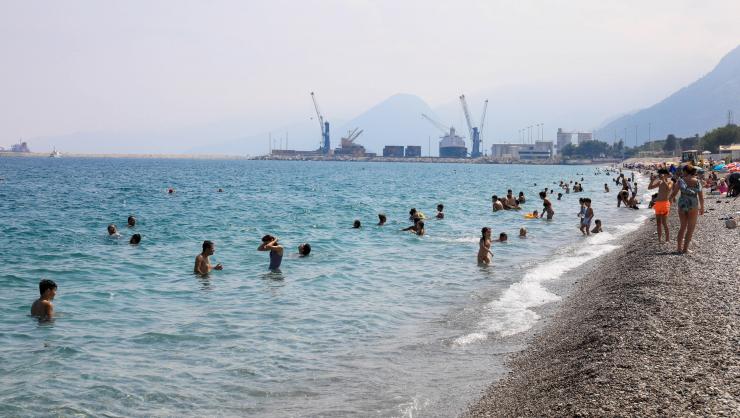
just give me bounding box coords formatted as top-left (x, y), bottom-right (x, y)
top-left (0, 151), bottom-right (623, 165)
top-left (464, 195), bottom-right (739, 416)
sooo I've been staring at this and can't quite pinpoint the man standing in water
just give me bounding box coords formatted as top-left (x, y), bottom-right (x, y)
top-left (31, 279), bottom-right (57, 321)
top-left (649, 168), bottom-right (673, 242)
top-left (258, 235), bottom-right (284, 271)
top-left (194, 240), bottom-right (223, 274)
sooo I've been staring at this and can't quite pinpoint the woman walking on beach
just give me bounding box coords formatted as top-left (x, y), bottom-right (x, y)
top-left (539, 191), bottom-right (554, 219)
top-left (669, 165), bottom-right (704, 254)
top-left (478, 227), bottom-right (493, 265)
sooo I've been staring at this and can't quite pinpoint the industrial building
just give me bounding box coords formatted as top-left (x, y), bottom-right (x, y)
top-left (556, 128), bottom-right (593, 153)
top-left (490, 143), bottom-right (521, 160)
top-left (405, 146), bottom-right (422, 157)
top-left (383, 146), bottom-right (405, 158)
top-left (518, 141), bottom-right (554, 160)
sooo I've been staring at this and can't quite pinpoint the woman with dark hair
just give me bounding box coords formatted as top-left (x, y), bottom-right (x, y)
top-left (478, 227), bottom-right (493, 265)
top-left (669, 164), bottom-right (704, 254)
top-left (539, 191), bottom-right (554, 219)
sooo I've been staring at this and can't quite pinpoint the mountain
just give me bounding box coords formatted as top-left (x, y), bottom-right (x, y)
top-left (336, 94), bottom-right (443, 155)
top-left (595, 44), bottom-right (740, 144)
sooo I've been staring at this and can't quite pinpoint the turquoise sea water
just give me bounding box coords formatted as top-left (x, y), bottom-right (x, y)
top-left (0, 158), bottom-right (648, 417)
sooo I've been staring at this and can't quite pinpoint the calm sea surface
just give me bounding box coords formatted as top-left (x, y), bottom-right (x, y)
top-left (0, 158), bottom-right (648, 417)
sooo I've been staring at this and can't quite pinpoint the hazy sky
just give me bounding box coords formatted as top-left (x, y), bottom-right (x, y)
top-left (2, 0), bottom-right (740, 148)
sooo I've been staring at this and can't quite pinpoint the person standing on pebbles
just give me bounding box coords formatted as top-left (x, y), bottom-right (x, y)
top-left (649, 168), bottom-right (673, 243)
top-left (669, 165), bottom-right (704, 254)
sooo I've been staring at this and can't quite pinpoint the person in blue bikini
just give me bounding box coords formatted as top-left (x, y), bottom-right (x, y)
top-left (669, 164), bottom-right (704, 254)
top-left (258, 235), bottom-right (284, 270)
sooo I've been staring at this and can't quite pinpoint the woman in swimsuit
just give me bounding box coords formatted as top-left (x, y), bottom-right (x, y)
top-left (478, 227), bottom-right (493, 265)
top-left (539, 191), bottom-right (554, 219)
top-left (669, 165), bottom-right (704, 254)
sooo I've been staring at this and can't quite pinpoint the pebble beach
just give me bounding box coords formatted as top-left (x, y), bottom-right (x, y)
top-left (465, 194), bottom-right (739, 417)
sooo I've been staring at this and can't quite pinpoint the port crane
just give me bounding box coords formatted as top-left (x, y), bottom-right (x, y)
top-left (460, 95), bottom-right (488, 158)
top-left (421, 113), bottom-right (452, 135)
top-left (340, 127), bottom-right (364, 147)
top-left (310, 92), bottom-right (330, 154)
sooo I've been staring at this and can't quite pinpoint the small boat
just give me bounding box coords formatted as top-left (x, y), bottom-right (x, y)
top-left (50, 147), bottom-right (62, 158)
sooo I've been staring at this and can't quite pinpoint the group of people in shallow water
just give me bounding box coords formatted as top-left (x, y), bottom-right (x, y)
top-left (31, 167), bottom-right (684, 319)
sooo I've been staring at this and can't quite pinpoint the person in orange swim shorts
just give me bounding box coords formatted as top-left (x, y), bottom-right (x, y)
top-left (648, 168), bottom-right (673, 242)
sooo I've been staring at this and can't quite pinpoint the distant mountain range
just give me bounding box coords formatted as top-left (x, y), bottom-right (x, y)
top-left (595, 44), bottom-right (740, 145)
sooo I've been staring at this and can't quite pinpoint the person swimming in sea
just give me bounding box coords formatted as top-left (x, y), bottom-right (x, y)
top-left (478, 227), bottom-right (493, 265)
top-left (519, 227), bottom-right (527, 238)
top-left (107, 224), bottom-right (120, 237)
top-left (298, 243), bottom-right (311, 256)
top-left (377, 214), bottom-right (386, 226)
top-left (518, 192), bottom-right (526, 204)
top-left (31, 279), bottom-right (57, 321)
top-left (436, 204), bottom-right (444, 219)
top-left (492, 195), bottom-right (504, 211)
top-left (258, 235), bottom-right (284, 271)
top-left (402, 217), bottom-right (424, 235)
top-left (127, 216), bottom-right (136, 228)
top-left (194, 240), bottom-right (223, 274)
top-left (129, 233), bottom-right (141, 245)
top-left (353, 220), bottom-right (361, 228)
top-left (495, 232), bottom-right (508, 243)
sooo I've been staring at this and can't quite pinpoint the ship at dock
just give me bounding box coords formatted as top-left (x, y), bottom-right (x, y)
top-left (437, 126), bottom-right (467, 158)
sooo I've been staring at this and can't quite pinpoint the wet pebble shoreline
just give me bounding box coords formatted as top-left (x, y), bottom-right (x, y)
top-left (465, 195), bottom-right (740, 417)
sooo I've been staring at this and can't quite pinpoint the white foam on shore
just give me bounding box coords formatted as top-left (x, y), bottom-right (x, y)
top-left (454, 200), bottom-right (648, 346)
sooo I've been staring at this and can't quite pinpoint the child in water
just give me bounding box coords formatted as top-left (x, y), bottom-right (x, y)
top-left (591, 219), bottom-right (603, 234)
top-left (580, 198), bottom-right (594, 235)
top-left (495, 232), bottom-right (508, 242)
top-left (519, 227), bottom-right (527, 238)
top-left (436, 204), bottom-right (444, 219)
top-left (478, 227), bottom-right (493, 265)
top-left (31, 279), bottom-right (57, 321)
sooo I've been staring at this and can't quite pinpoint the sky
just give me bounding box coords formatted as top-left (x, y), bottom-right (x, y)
top-left (1, 0), bottom-right (740, 152)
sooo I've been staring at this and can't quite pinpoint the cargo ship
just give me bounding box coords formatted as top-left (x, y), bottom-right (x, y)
top-left (438, 127), bottom-right (467, 158)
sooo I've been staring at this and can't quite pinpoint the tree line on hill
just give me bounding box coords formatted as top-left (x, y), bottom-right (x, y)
top-left (560, 124), bottom-right (740, 159)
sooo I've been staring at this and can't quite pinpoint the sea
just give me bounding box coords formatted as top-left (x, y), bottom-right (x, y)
top-left (0, 158), bottom-right (649, 417)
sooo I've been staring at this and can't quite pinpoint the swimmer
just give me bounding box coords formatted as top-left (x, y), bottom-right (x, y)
top-left (127, 216), bottom-right (136, 228)
top-left (168, 188), bottom-right (175, 194)
top-left (495, 232), bottom-right (508, 243)
top-left (557, 192), bottom-right (563, 201)
top-left (415, 221), bottom-right (425, 236)
top-left (107, 224), bottom-right (120, 237)
top-left (604, 183), bottom-right (609, 193)
top-left (519, 227), bottom-right (527, 238)
top-left (377, 214), bottom-right (387, 226)
top-left (591, 219), bottom-right (603, 234)
top-left (129, 233), bottom-right (141, 245)
top-left (298, 243), bottom-right (311, 256)
top-left (258, 235), bottom-right (284, 271)
top-left (217, 188), bottom-right (224, 192)
top-left (436, 204), bottom-right (444, 219)
top-left (491, 195), bottom-right (504, 211)
top-left (409, 208), bottom-right (418, 221)
top-left (505, 190), bottom-right (518, 208)
top-left (402, 217), bottom-right (422, 234)
top-left (353, 219), bottom-right (361, 228)
top-left (194, 240), bottom-right (223, 274)
top-left (518, 192), bottom-right (526, 204)
top-left (477, 227), bottom-right (493, 265)
top-left (31, 279), bottom-right (57, 321)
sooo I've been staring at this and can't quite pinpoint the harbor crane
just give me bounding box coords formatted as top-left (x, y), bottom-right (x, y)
top-left (460, 95), bottom-right (488, 158)
top-left (310, 92), bottom-right (330, 154)
top-left (421, 113), bottom-right (452, 135)
top-left (340, 127), bottom-right (363, 147)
